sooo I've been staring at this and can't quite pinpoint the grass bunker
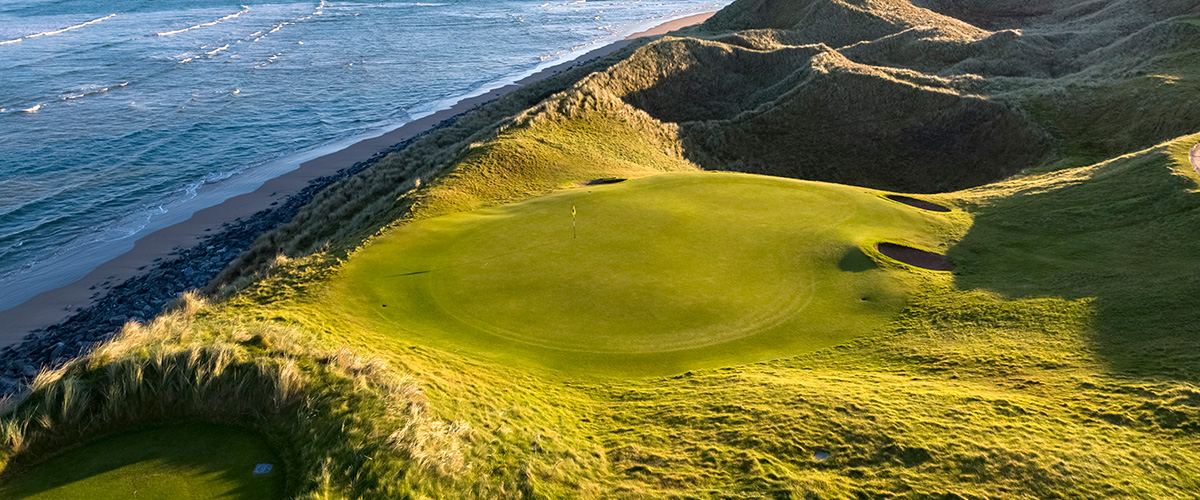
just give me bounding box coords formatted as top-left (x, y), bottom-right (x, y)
top-left (0, 423), bottom-right (283, 500)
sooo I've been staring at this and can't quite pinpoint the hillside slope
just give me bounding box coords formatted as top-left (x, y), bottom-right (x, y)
top-left (598, 0), bottom-right (1200, 190)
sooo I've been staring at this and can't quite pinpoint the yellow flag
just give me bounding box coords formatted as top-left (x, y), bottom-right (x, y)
top-left (572, 205), bottom-right (576, 217)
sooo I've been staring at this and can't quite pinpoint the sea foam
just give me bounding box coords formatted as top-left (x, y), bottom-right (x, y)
top-left (0, 14), bottom-right (116, 46)
top-left (155, 7), bottom-right (249, 37)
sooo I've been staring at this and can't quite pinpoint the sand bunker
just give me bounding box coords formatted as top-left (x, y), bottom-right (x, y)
top-left (876, 243), bottom-right (954, 271)
top-left (584, 178), bottom-right (627, 186)
top-left (1190, 143), bottom-right (1199, 176)
top-left (886, 195), bottom-right (951, 212)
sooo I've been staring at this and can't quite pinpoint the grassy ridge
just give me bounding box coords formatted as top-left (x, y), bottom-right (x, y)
top-left (597, 0), bottom-right (1200, 190)
top-left (594, 36), bottom-right (1047, 193)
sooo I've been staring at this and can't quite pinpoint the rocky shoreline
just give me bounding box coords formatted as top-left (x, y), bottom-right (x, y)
top-left (0, 115), bottom-right (459, 396)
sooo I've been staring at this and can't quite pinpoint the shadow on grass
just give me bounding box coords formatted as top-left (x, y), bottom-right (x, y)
top-left (949, 141), bottom-right (1200, 380)
top-left (0, 423), bottom-right (283, 500)
top-left (838, 246), bottom-right (878, 273)
top-left (387, 270), bottom-right (431, 278)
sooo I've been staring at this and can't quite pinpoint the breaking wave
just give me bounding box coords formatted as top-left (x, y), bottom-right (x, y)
top-left (0, 14), bottom-right (116, 46)
top-left (154, 6), bottom-right (249, 37)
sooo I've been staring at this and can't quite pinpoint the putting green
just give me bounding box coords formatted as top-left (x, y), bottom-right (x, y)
top-left (333, 172), bottom-right (946, 374)
top-left (0, 424), bottom-right (283, 500)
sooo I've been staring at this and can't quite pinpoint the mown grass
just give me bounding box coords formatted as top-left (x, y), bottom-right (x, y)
top-left (330, 172), bottom-right (952, 375)
top-left (0, 423), bottom-right (282, 500)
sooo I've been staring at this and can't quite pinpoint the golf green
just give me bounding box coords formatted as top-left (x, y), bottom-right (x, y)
top-left (333, 172), bottom-right (947, 374)
top-left (0, 424), bottom-right (284, 500)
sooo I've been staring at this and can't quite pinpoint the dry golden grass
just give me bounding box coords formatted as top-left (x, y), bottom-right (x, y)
top-left (0, 292), bottom-right (468, 499)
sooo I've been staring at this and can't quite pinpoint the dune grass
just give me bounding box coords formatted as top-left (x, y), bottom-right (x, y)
top-left (0, 294), bottom-right (470, 500)
top-left (0, 424), bottom-right (282, 500)
top-left (330, 172), bottom-right (952, 375)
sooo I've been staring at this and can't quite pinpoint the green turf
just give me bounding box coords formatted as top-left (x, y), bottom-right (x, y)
top-left (0, 424), bottom-right (283, 500)
top-left (331, 172), bottom-right (951, 375)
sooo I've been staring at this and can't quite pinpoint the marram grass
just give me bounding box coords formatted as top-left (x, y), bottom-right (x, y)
top-left (0, 293), bottom-right (469, 499)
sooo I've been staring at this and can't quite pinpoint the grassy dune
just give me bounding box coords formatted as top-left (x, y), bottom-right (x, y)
top-left (4, 0), bottom-right (1200, 498)
top-left (615, 0), bottom-right (1200, 189)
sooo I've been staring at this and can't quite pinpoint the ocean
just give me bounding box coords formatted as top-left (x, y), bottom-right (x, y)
top-left (0, 0), bottom-right (726, 311)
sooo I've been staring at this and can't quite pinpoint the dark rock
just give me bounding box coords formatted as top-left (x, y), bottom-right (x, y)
top-left (0, 376), bottom-right (17, 394)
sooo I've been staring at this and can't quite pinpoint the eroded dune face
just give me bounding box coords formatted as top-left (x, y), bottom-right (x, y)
top-left (558, 0), bottom-right (1200, 193)
top-left (911, 0), bottom-right (1199, 30)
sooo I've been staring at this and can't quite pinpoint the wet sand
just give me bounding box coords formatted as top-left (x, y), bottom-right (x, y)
top-left (0, 11), bottom-right (716, 345)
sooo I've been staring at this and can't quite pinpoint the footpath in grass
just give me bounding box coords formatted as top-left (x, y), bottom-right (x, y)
top-left (0, 423), bottom-right (283, 500)
top-left (330, 172), bottom-right (956, 375)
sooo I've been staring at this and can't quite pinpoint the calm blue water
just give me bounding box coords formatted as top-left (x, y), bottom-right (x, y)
top-left (0, 0), bottom-right (725, 310)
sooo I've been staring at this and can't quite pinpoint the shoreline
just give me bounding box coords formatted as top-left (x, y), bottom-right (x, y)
top-left (0, 11), bottom-right (716, 377)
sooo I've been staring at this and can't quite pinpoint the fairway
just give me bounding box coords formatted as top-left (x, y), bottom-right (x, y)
top-left (0, 424), bottom-right (284, 500)
top-left (333, 172), bottom-right (948, 374)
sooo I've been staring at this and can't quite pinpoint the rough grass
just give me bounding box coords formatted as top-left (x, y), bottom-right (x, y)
top-left (0, 293), bottom-right (469, 500)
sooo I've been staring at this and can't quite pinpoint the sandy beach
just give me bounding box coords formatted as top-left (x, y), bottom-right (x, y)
top-left (0, 11), bottom-right (716, 347)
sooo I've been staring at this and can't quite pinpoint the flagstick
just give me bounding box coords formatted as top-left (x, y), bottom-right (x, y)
top-left (572, 205), bottom-right (577, 239)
